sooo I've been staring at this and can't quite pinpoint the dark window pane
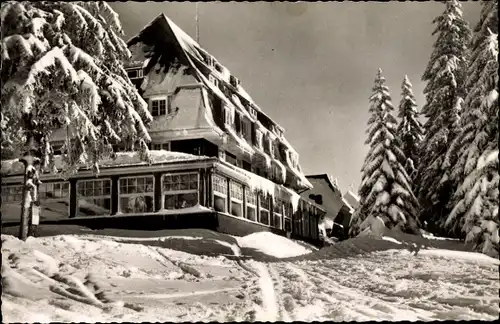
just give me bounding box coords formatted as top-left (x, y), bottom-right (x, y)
top-left (164, 192), bottom-right (198, 210)
top-left (214, 196), bottom-right (226, 213)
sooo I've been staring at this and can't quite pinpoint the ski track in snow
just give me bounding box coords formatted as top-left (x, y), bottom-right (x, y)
top-left (2, 234), bottom-right (499, 322)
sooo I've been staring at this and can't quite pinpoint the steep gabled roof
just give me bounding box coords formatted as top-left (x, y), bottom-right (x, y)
top-left (306, 174), bottom-right (339, 194)
top-left (126, 13), bottom-right (312, 190)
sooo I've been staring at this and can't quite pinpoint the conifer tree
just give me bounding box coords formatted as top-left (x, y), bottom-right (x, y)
top-left (396, 75), bottom-right (424, 181)
top-left (444, 0), bottom-right (498, 197)
top-left (350, 69), bottom-right (420, 237)
top-left (415, 0), bottom-right (471, 234)
top-left (444, 1), bottom-right (498, 256)
top-left (1, 1), bottom-right (153, 239)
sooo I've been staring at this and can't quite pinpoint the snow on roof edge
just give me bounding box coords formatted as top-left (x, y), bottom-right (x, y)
top-left (1, 151), bottom-right (214, 176)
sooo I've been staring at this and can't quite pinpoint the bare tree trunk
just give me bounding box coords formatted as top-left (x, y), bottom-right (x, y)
top-left (18, 134), bottom-right (41, 241)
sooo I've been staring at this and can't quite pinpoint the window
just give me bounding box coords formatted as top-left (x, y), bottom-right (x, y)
top-left (230, 75), bottom-right (239, 87)
top-left (119, 176), bottom-right (154, 214)
top-left (209, 74), bottom-right (219, 87)
top-left (127, 69), bottom-right (143, 79)
top-left (246, 188), bottom-right (257, 222)
top-left (1, 185), bottom-right (24, 202)
top-left (273, 199), bottom-right (283, 229)
top-left (273, 143), bottom-right (280, 160)
top-left (40, 181), bottom-right (70, 219)
top-left (77, 179), bottom-right (111, 217)
top-left (249, 107), bottom-right (257, 119)
top-left (152, 142), bottom-right (170, 151)
top-left (225, 152), bottom-right (237, 166)
top-left (256, 130), bottom-right (263, 149)
top-left (284, 202), bottom-right (292, 232)
top-left (53, 144), bottom-right (63, 155)
top-left (223, 107), bottom-right (233, 126)
top-left (263, 135), bottom-right (270, 154)
top-left (241, 120), bottom-right (249, 139)
top-left (212, 174), bottom-right (228, 213)
top-left (230, 181), bottom-right (243, 217)
top-left (259, 193), bottom-right (270, 225)
top-left (151, 99), bottom-right (167, 117)
top-left (162, 173), bottom-right (199, 210)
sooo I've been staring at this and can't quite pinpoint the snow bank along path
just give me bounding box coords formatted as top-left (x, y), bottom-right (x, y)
top-left (2, 231), bottom-right (498, 322)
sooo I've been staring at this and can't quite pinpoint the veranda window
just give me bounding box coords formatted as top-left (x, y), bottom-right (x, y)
top-left (273, 199), bottom-right (283, 229)
top-left (259, 193), bottom-right (270, 225)
top-left (76, 179), bottom-right (111, 217)
top-left (212, 174), bottom-right (228, 213)
top-left (246, 188), bottom-right (257, 222)
top-left (162, 173), bottom-right (199, 210)
top-left (1, 185), bottom-right (24, 222)
top-left (230, 181), bottom-right (243, 217)
top-left (1, 184), bottom-right (23, 203)
top-left (39, 181), bottom-right (70, 220)
top-left (119, 176), bottom-right (154, 214)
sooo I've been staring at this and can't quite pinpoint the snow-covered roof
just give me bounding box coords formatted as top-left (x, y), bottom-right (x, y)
top-left (126, 13), bottom-right (312, 190)
top-left (1, 151), bottom-right (212, 176)
top-left (343, 190), bottom-right (360, 210)
top-left (341, 196), bottom-right (355, 214)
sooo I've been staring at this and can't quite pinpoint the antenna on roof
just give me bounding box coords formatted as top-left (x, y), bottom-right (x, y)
top-left (195, 2), bottom-right (200, 44)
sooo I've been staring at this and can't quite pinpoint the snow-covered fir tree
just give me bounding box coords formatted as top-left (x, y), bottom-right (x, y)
top-left (445, 0), bottom-right (498, 197)
top-left (415, 0), bottom-right (471, 234)
top-left (1, 1), bottom-right (153, 238)
top-left (1, 1), bottom-right (153, 173)
top-left (396, 75), bottom-right (424, 181)
top-left (350, 69), bottom-right (420, 237)
top-left (444, 1), bottom-right (498, 256)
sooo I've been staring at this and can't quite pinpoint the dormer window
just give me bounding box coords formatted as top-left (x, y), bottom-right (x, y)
top-left (127, 68), bottom-right (143, 79)
top-left (230, 75), bottom-right (240, 88)
top-left (215, 63), bottom-right (223, 73)
top-left (209, 74), bottom-right (218, 87)
top-left (249, 107), bottom-right (257, 119)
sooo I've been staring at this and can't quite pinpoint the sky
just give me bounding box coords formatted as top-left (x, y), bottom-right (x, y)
top-left (111, 1), bottom-right (481, 193)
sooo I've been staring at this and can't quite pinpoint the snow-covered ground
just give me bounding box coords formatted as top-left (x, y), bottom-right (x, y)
top-left (2, 232), bottom-right (498, 323)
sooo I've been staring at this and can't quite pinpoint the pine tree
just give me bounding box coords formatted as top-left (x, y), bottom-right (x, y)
top-left (1, 1), bottom-right (153, 239)
top-left (415, 0), bottom-right (471, 234)
top-left (444, 1), bottom-right (498, 257)
top-left (396, 75), bottom-right (424, 181)
top-left (444, 0), bottom-right (498, 199)
top-left (350, 69), bottom-right (420, 237)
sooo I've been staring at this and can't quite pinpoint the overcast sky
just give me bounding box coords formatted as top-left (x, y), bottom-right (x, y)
top-left (111, 1), bottom-right (481, 192)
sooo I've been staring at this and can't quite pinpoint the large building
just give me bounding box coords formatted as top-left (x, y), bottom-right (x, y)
top-left (1, 14), bottom-right (323, 243)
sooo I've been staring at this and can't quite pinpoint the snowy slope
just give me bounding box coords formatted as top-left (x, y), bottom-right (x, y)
top-left (2, 231), bottom-right (498, 323)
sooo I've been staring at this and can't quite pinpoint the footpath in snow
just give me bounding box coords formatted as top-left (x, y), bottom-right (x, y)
top-left (2, 230), bottom-right (499, 323)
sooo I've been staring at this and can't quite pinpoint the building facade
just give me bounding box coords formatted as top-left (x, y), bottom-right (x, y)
top-left (300, 174), bottom-right (357, 240)
top-left (1, 14), bottom-right (323, 243)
